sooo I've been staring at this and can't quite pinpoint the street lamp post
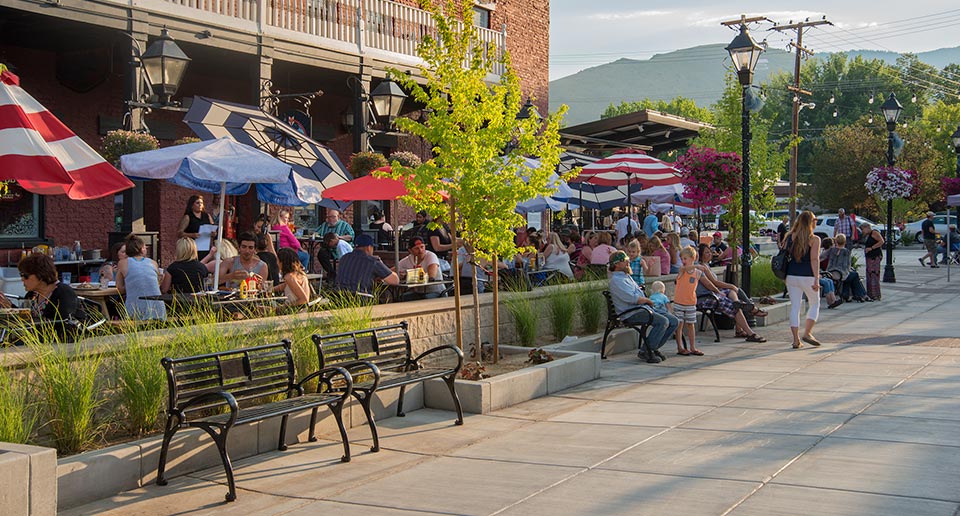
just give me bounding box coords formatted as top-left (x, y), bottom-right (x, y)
top-left (880, 93), bottom-right (903, 283)
top-left (952, 125), bottom-right (960, 226)
top-left (726, 24), bottom-right (763, 299)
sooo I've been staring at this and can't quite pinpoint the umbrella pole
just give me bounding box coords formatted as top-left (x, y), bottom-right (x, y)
top-left (213, 183), bottom-right (226, 291)
top-left (392, 199), bottom-right (400, 270)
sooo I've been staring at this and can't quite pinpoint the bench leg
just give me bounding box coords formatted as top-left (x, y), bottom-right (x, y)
top-left (600, 324), bottom-right (614, 359)
top-left (198, 425), bottom-right (237, 503)
top-left (397, 386), bottom-right (407, 417)
top-left (308, 407), bottom-right (319, 442)
top-left (708, 313), bottom-right (720, 342)
top-left (155, 421), bottom-right (179, 487)
top-left (331, 401), bottom-right (351, 463)
top-left (443, 374), bottom-right (464, 426)
top-left (277, 414), bottom-right (289, 451)
top-left (356, 393), bottom-right (380, 452)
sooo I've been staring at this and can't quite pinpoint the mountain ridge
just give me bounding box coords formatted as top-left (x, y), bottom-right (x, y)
top-left (550, 44), bottom-right (960, 126)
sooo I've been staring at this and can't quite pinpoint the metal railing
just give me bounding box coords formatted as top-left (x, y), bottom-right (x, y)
top-left (143, 0), bottom-right (505, 74)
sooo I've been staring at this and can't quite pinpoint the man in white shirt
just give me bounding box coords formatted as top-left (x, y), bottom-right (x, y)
top-left (396, 237), bottom-right (445, 300)
top-left (672, 209), bottom-right (683, 230)
top-left (679, 227), bottom-right (696, 250)
top-left (615, 212), bottom-right (639, 243)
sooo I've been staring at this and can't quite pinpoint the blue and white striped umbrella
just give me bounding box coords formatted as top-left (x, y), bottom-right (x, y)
top-left (184, 96), bottom-right (352, 209)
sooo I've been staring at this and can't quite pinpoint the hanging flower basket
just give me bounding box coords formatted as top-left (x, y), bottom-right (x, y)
top-left (674, 146), bottom-right (741, 207)
top-left (100, 130), bottom-right (159, 167)
top-left (942, 177), bottom-right (960, 197)
top-left (864, 166), bottom-right (918, 201)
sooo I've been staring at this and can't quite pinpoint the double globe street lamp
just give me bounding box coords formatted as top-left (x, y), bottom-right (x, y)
top-left (726, 23), bottom-right (763, 298)
top-left (880, 93), bottom-right (903, 283)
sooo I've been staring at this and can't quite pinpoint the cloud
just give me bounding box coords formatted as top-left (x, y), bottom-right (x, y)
top-left (589, 10), bottom-right (672, 21)
top-left (833, 21), bottom-right (880, 29)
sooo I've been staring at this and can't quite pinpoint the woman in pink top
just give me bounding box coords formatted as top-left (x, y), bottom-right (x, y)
top-left (271, 208), bottom-right (310, 270)
top-left (646, 235), bottom-right (671, 275)
top-left (589, 232), bottom-right (618, 265)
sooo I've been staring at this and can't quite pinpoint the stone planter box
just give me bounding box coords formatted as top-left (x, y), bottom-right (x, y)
top-left (424, 346), bottom-right (600, 414)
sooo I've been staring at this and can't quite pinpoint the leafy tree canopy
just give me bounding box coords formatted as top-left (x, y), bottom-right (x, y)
top-left (602, 97), bottom-right (715, 124)
top-left (385, 0), bottom-right (568, 261)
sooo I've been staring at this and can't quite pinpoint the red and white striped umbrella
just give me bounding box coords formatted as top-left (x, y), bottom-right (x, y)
top-left (0, 65), bottom-right (133, 200)
top-left (572, 149), bottom-right (681, 187)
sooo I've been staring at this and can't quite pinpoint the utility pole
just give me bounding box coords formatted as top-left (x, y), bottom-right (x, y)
top-left (770, 17), bottom-right (832, 222)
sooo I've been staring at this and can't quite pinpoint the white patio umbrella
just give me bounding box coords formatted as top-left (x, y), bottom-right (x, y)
top-left (120, 138), bottom-right (292, 288)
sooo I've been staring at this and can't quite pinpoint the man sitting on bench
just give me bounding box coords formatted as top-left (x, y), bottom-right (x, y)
top-left (608, 250), bottom-right (677, 363)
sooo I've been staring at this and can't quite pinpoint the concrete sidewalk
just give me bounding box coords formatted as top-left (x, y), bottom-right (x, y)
top-left (67, 257), bottom-right (960, 516)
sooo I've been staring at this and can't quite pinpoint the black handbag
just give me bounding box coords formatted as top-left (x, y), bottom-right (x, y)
top-left (771, 249), bottom-right (789, 280)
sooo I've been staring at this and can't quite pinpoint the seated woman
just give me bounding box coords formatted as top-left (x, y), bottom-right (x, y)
top-left (695, 245), bottom-right (767, 342)
top-left (161, 238), bottom-right (209, 294)
top-left (588, 231), bottom-right (618, 265)
top-left (273, 248), bottom-right (311, 308)
top-left (271, 208), bottom-right (310, 270)
top-left (825, 234), bottom-right (871, 302)
top-left (98, 242), bottom-right (127, 284)
top-left (542, 232), bottom-right (574, 279)
top-left (116, 235), bottom-right (166, 321)
top-left (0, 254), bottom-right (80, 323)
top-left (644, 235), bottom-right (672, 276)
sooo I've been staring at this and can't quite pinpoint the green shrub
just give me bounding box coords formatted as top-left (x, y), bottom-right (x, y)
top-left (577, 286), bottom-right (604, 334)
top-left (547, 288), bottom-right (576, 339)
top-left (0, 367), bottom-right (37, 444)
top-left (751, 256), bottom-right (785, 297)
top-left (505, 295), bottom-right (538, 347)
top-left (30, 342), bottom-right (105, 455)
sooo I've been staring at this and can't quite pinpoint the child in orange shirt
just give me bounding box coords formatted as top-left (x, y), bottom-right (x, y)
top-left (674, 246), bottom-right (704, 356)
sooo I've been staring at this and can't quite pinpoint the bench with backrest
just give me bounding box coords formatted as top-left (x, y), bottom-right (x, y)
top-left (696, 292), bottom-right (722, 342)
top-left (157, 341), bottom-right (353, 503)
top-left (601, 290), bottom-right (654, 359)
top-left (311, 321), bottom-right (463, 453)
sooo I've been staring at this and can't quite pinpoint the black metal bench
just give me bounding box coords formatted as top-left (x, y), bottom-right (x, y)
top-left (157, 341), bottom-right (353, 502)
top-left (696, 292), bottom-right (723, 342)
top-left (311, 321), bottom-right (463, 453)
top-left (601, 290), bottom-right (654, 359)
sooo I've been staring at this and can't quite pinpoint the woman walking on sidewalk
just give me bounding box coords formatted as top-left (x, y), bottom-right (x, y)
top-left (784, 211), bottom-right (822, 349)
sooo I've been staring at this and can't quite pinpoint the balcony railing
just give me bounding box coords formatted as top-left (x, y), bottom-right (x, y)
top-left (141, 0), bottom-right (505, 75)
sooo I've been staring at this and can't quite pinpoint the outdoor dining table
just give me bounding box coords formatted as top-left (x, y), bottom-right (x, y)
top-left (139, 291), bottom-right (287, 314)
top-left (73, 286), bottom-right (120, 316)
top-left (387, 279), bottom-right (454, 303)
top-left (526, 267), bottom-right (559, 287)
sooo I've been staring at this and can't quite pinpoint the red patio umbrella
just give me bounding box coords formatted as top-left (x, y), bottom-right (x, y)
top-left (0, 65), bottom-right (133, 200)
top-left (572, 149), bottom-right (681, 187)
top-left (323, 166), bottom-right (448, 266)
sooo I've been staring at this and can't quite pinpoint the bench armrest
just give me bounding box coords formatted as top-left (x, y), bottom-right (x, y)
top-left (411, 344), bottom-right (464, 373)
top-left (298, 366), bottom-right (354, 399)
top-left (175, 391), bottom-right (240, 428)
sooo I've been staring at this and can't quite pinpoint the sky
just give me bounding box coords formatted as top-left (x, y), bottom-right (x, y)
top-left (549, 1), bottom-right (960, 80)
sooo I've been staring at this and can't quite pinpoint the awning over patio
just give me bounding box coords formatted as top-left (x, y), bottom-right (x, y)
top-left (560, 109), bottom-right (711, 155)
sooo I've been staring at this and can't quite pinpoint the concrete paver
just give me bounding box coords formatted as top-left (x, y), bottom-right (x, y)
top-left (68, 257), bottom-right (960, 515)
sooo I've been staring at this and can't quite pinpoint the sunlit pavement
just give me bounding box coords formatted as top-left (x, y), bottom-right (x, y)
top-left (67, 246), bottom-right (960, 516)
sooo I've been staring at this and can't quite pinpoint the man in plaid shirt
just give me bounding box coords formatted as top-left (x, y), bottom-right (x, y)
top-left (834, 208), bottom-right (856, 249)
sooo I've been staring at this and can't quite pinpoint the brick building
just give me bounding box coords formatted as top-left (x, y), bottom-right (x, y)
top-left (0, 0), bottom-right (549, 266)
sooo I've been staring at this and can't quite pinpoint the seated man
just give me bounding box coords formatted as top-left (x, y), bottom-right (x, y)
top-left (396, 237), bottom-right (445, 301)
top-left (316, 231), bottom-right (353, 284)
top-left (935, 224), bottom-right (960, 265)
top-left (608, 250), bottom-right (677, 364)
top-left (334, 234), bottom-right (399, 296)
top-left (220, 232), bottom-right (268, 288)
top-left (709, 231), bottom-right (728, 259)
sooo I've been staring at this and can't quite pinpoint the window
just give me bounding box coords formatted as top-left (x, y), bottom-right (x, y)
top-left (0, 183), bottom-right (41, 242)
top-left (472, 6), bottom-right (491, 29)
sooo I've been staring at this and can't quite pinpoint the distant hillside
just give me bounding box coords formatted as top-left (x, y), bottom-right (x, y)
top-left (550, 44), bottom-right (960, 126)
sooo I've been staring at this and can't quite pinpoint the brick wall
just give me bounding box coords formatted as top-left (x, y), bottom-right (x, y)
top-left (494, 0), bottom-right (550, 112)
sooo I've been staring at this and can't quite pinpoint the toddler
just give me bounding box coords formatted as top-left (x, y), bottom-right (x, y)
top-left (648, 281), bottom-right (682, 353)
top-left (626, 240), bottom-right (650, 288)
top-left (673, 246), bottom-right (704, 356)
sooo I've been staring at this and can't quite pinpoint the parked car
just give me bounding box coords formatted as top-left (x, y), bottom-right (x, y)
top-left (903, 214), bottom-right (957, 244)
top-left (815, 214), bottom-right (902, 246)
top-left (760, 210), bottom-right (790, 237)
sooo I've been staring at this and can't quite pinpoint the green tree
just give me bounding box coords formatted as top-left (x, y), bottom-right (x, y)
top-left (602, 96), bottom-right (714, 124)
top-left (386, 0), bottom-right (567, 353)
top-left (808, 119), bottom-right (885, 216)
